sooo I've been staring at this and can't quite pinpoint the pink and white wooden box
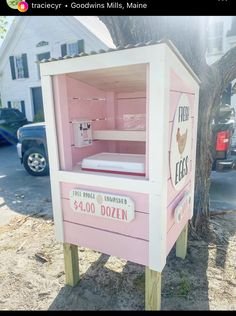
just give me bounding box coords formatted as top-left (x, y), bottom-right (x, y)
top-left (40, 40), bottom-right (200, 272)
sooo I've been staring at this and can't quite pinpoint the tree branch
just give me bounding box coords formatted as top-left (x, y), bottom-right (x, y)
top-left (212, 45), bottom-right (236, 87)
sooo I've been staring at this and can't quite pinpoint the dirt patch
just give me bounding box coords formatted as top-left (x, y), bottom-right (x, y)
top-left (0, 212), bottom-right (235, 310)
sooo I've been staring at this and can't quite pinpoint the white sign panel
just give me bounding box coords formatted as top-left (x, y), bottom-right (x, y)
top-left (170, 94), bottom-right (192, 191)
top-left (69, 189), bottom-right (135, 223)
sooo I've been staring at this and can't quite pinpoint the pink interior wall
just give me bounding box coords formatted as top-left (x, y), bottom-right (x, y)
top-left (65, 76), bottom-right (108, 167)
top-left (116, 92), bottom-right (146, 129)
top-left (53, 75), bottom-right (73, 170)
top-left (63, 77), bottom-right (147, 168)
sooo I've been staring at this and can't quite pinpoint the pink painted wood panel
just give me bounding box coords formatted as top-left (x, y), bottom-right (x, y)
top-left (169, 91), bottom-right (182, 122)
top-left (105, 92), bottom-right (116, 129)
top-left (166, 69), bottom-right (196, 253)
top-left (65, 79), bottom-right (147, 165)
top-left (69, 99), bottom-right (107, 122)
top-left (117, 91), bottom-right (146, 99)
top-left (167, 79), bottom-right (196, 206)
top-left (60, 182), bottom-right (149, 213)
top-left (167, 181), bottom-right (191, 232)
top-left (66, 75), bottom-right (106, 100)
top-left (116, 141), bottom-right (145, 154)
top-left (166, 211), bottom-right (190, 256)
top-left (115, 92), bottom-right (146, 155)
top-left (116, 97), bottom-right (146, 130)
top-left (53, 75), bottom-right (73, 170)
top-left (66, 76), bottom-right (109, 166)
top-left (63, 221), bottom-right (149, 266)
top-left (62, 198), bottom-right (149, 240)
top-left (170, 69), bottom-right (195, 94)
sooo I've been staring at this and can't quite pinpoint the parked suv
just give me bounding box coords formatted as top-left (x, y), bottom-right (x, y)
top-left (17, 122), bottom-right (49, 176)
top-left (0, 108), bottom-right (28, 144)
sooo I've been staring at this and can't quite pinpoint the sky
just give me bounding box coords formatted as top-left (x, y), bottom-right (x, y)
top-left (0, 16), bottom-right (114, 48)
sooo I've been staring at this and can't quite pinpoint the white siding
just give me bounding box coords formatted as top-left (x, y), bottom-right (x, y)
top-left (206, 17), bottom-right (236, 147)
top-left (0, 16), bottom-right (108, 121)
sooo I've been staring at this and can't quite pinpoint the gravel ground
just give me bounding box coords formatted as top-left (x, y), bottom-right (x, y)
top-left (0, 209), bottom-right (235, 310)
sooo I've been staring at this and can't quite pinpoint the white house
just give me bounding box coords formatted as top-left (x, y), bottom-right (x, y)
top-left (0, 16), bottom-right (109, 121)
top-left (206, 16), bottom-right (236, 146)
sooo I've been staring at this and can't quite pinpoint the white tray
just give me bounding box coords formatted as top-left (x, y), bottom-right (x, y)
top-left (81, 152), bottom-right (145, 176)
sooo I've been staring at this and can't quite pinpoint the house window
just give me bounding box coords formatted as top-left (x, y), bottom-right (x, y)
top-left (12, 100), bottom-right (21, 111)
top-left (7, 100), bottom-right (26, 115)
top-left (15, 56), bottom-right (24, 79)
top-left (67, 42), bottom-right (79, 55)
top-left (36, 41), bottom-right (49, 47)
top-left (61, 39), bottom-right (84, 57)
top-left (37, 52), bottom-right (50, 79)
top-left (207, 21), bottom-right (223, 54)
top-left (9, 53), bottom-right (29, 80)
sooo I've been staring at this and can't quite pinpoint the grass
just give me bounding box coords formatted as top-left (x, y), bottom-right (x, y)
top-left (179, 276), bottom-right (191, 296)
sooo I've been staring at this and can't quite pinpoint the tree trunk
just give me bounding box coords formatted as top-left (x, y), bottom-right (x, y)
top-left (98, 16), bottom-right (236, 234)
top-left (192, 67), bottom-right (222, 232)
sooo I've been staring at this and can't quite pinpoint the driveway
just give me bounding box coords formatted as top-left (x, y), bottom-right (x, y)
top-left (210, 170), bottom-right (236, 211)
top-left (0, 144), bottom-right (52, 225)
top-left (0, 144), bottom-right (236, 227)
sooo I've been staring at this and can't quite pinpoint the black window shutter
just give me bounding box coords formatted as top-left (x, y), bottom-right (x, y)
top-left (9, 56), bottom-right (16, 80)
top-left (20, 101), bottom-right (26, 116)
top-left (61, 43), bottom-right (67, 57)
top-left (77, 39), bottom-right (84, 53)
top-left (22, 54), bottom-right (29, 78)
top-left (7, 101), bottom-right (11, 108)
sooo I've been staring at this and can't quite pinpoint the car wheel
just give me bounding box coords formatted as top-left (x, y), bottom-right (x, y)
top-left (23, 147), bottom-right (49, 176)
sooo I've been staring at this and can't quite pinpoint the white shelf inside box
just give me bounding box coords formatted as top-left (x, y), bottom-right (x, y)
top-left (72, 152), bottom-right (146, 179)
top-left (92, 130), bottom-right (146, 142)
top-left (72, 164), bottom-right (146, 179)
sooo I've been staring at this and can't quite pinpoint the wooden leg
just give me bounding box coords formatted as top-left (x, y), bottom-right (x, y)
top-left (145, 267), bottom-right (161, 310)
top-left (176, 224), bottom-right (188, 259)
top-left (63, 243), bottom-right (79, 286)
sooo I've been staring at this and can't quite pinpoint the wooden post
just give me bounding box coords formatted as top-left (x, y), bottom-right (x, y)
top-left (63, 243), bottom-right (80, 286)
top-left (176, 224), bottom-right (188, 259)
top-left (145, 267), bottom-right (161, 310)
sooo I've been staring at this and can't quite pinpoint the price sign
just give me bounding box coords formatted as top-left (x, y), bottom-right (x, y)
top-left (69, 189), bottom-right (135, 223)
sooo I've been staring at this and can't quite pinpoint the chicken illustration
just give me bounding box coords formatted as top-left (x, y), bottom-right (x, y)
top-left (176, 128), bottom-right (188, 155)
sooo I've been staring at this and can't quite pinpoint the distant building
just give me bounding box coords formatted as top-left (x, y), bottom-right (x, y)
top-left (0, 16), bottom-right (109, 121)
top-left (206, 16), bottom-right (236, 146)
